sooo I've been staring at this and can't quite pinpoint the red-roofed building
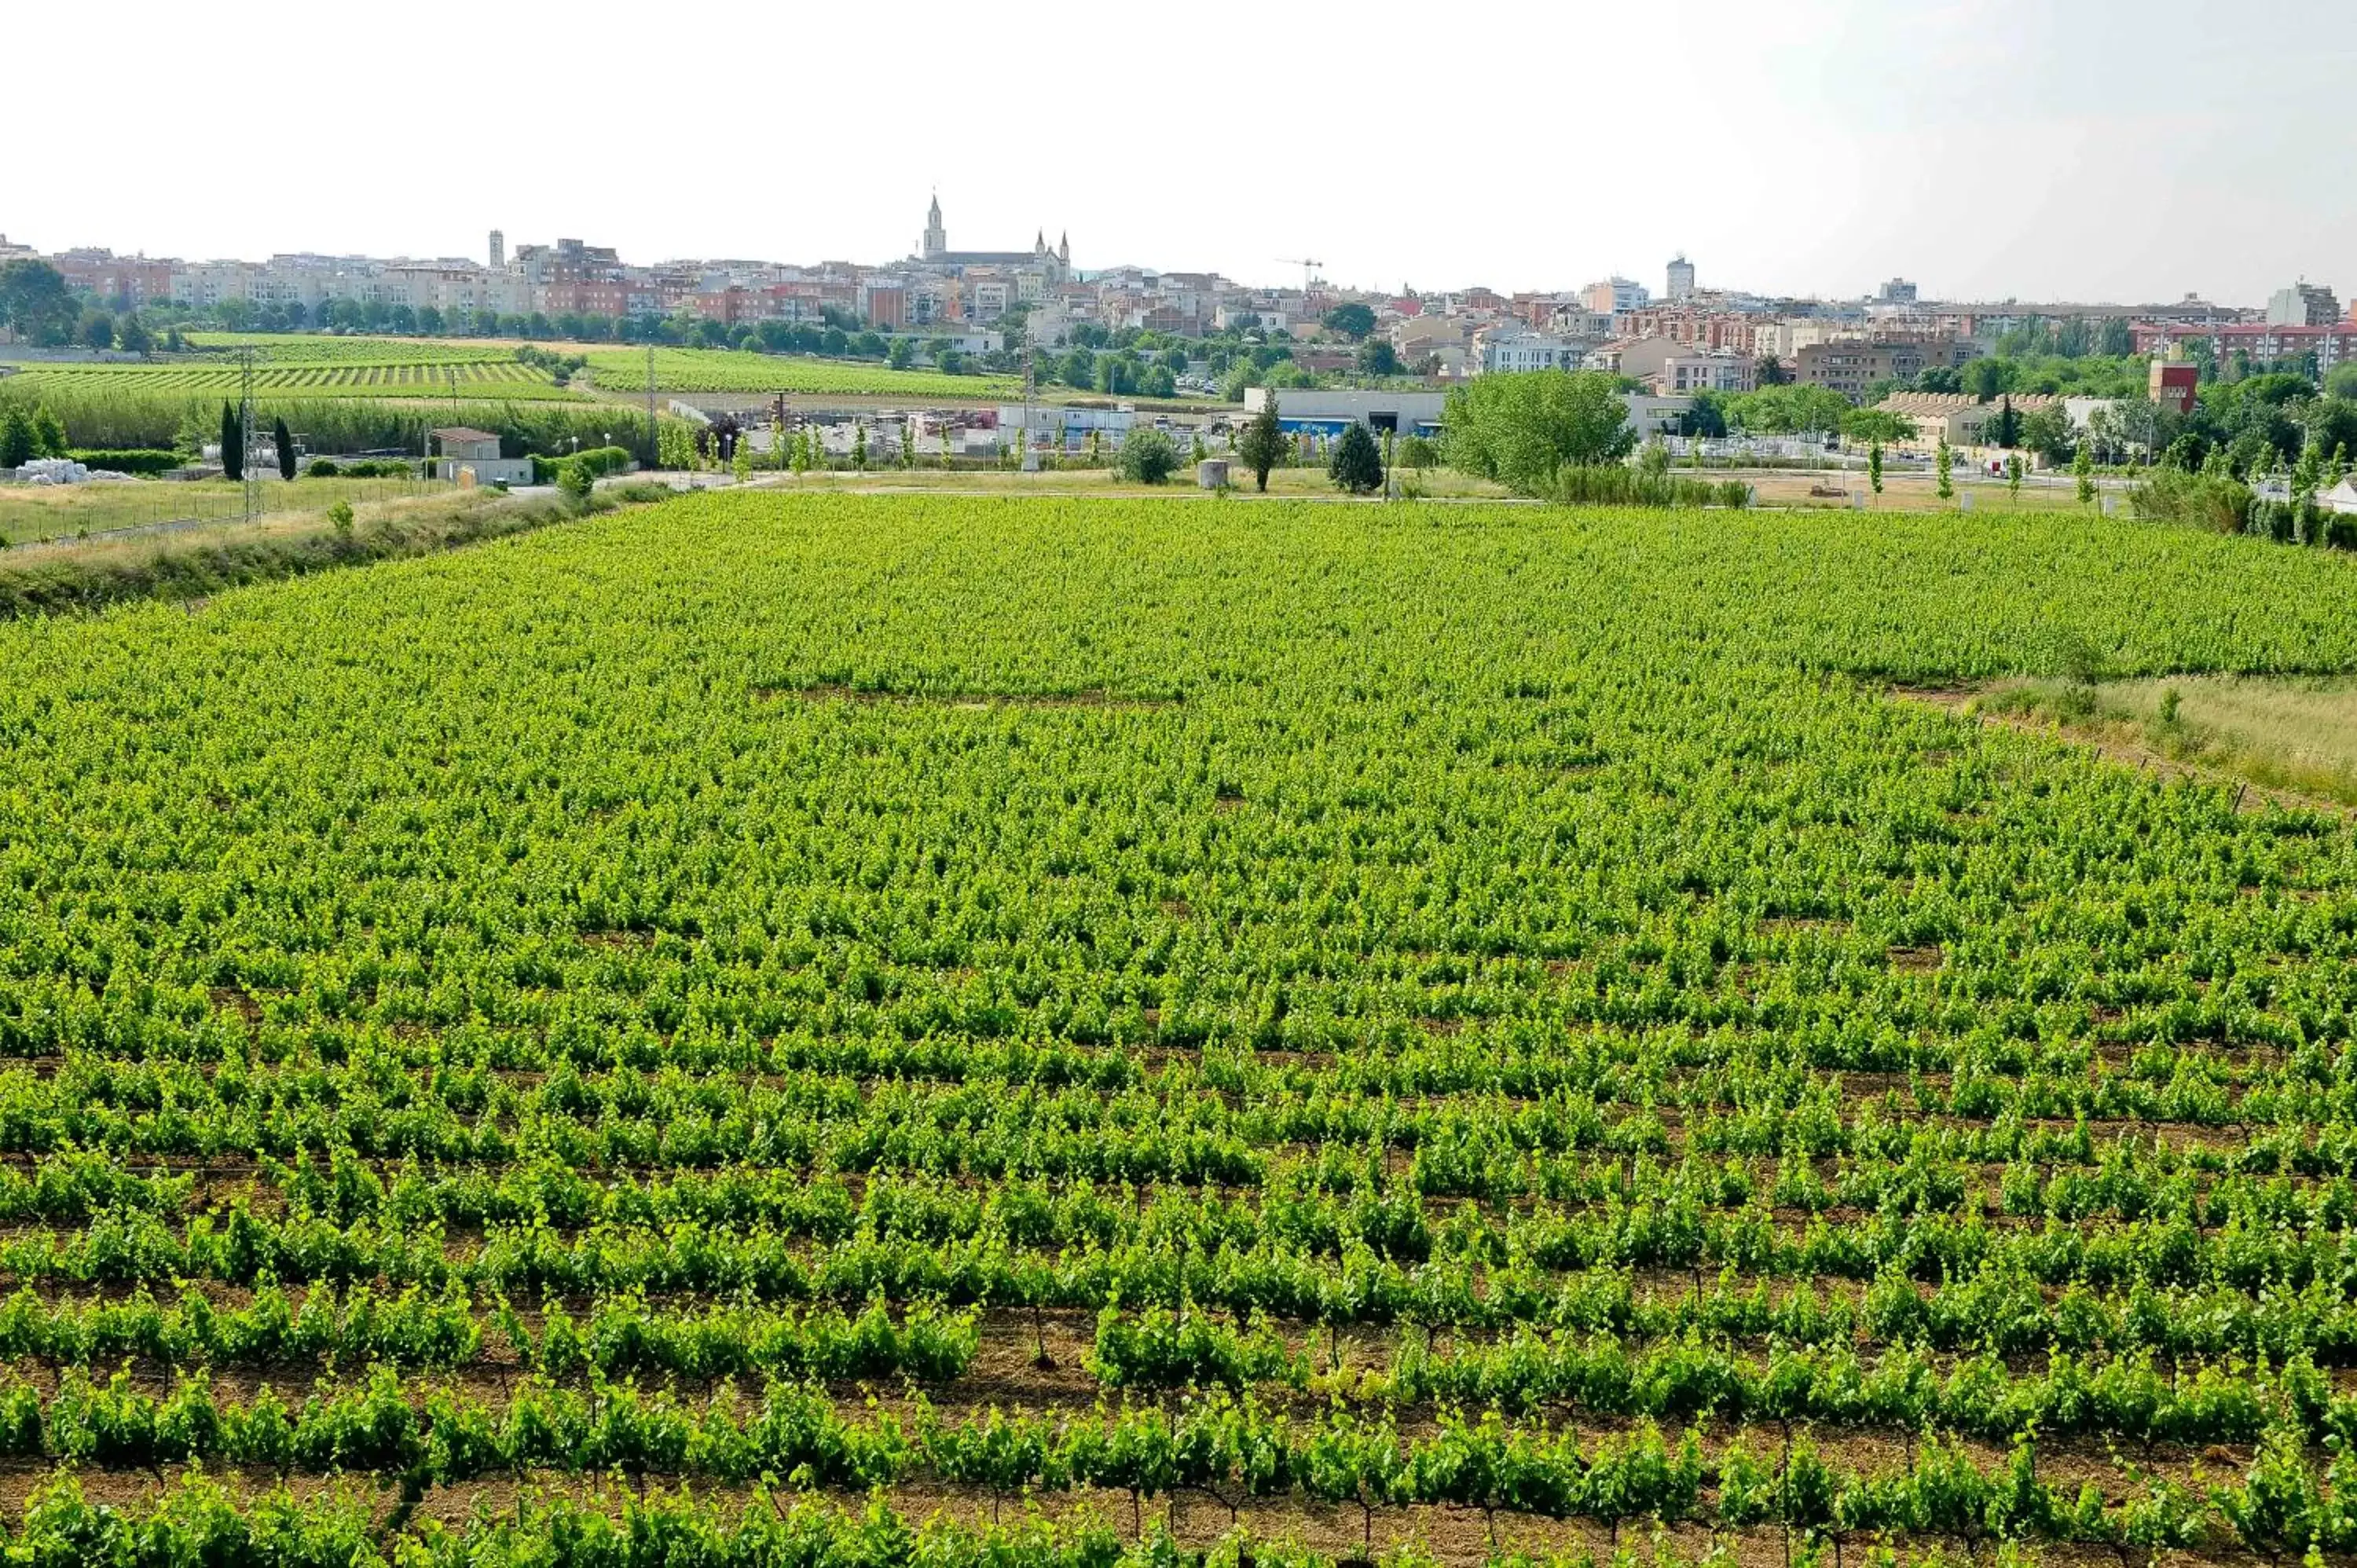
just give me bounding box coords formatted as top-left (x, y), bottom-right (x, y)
top-left (2133, 321), bottom-right (2357, 372)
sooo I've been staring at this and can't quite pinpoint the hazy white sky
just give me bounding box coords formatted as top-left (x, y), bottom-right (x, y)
top-left (10, 0), bottom-right (2350, 306)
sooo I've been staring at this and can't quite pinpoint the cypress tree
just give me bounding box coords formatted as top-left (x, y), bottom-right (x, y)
top-left (219, 404), bottom-right (244, 482)
top-left (273, 417), bottom-right (296, 481)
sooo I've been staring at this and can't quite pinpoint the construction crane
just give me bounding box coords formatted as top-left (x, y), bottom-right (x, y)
top-left (1277, 258), bottom-right (1321, 295)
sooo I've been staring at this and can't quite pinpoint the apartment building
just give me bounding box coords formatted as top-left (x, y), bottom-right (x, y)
top-left (1475, 328), bottom-right (1589, 374)
top-left (1795, 336), bottom-right (1981, 400)
top-left (1659, 351), bottom-right (1754, 394)
top-left (2264, 282), bottom-right (2340, 328)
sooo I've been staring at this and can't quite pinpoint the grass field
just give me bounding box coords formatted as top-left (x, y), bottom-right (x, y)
top-left (0, 476), bottom-right (446, 543)
top-left (3, 495), bottom-right (2357, 1564)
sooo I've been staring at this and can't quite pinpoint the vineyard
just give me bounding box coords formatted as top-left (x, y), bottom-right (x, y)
top-left (0, 356), bottom-right (577, 401)
top-left (579, 346), bottom-right (1016, 397)
top-left (2, 493), bottom-right (2357, 1566)
top-left (179, 334), bottom-right (526, 364)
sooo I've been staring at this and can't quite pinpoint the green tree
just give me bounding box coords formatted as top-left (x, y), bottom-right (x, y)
top-left (2016, 404), bottom-right (2075, 464)
top-left (273, 417), bottom-right (296, 482)
top-left (116, 317), bottom-right (152, 356)
top-left (888, 339), bottom-right (915, 370)
top-left (0, 260), bottom-right (75, 345)
top-left (2007, 450), bottom-right (2023, 503)
top-left (555, 460), bottom-right (594, 506)
top-left (1442, 370), bottom-right (1636, 493)
top-left (0, 408), bottom-right (33, 469)
top-left (1992, 395), bottom-right (2021, 449)
top-left (1116, 427), bottom-right (1180, 485)
top-left (1321, 302), bottom-right (1376, 340)
top-left (82, 313), bottom-right (115, 351)
top-left (1842, 408), bottom-right (1913, 445)
top-left (1966, 358), bottom-right (2012, 401)
top-left (1754, 354), bottom-right (1789, 386)
top-left (1355, 339), bottom-right (1398, 376)
top-left (1329, 423), bottom-right (1384, 494)
top-left (1728, 385), bottom-right (1852, 437)
top-left (1935, 437), bottom-right (1953, 500)
top-left (1868, 441), bottom-right (1884, 498)
top-left (31, 406), bottom-right (65, 458)
top-left (852, 423), bottom-right (868, 471)
top-left (1235, 396), bottom-right (1287, 493)
top-left (172, 405), bottom-right (211, 459)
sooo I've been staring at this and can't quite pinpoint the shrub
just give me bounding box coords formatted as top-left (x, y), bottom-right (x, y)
top-left (2128, 469), bottom-right (2251, 533)
top-left (1116, 428), bottom-right (1181, 485)
top-left (555, 461), bottom-right (595, 505)
top-left (534, 445), bottom-right (633, 485)
top-left (66, 449), bottom-right (181, 476)
top-left (1551, 465), bottom-right (1747, 508)
top-left (326, 500), bottom-right (354, 533)
top-left (306, 459), bottom-right (340, 478)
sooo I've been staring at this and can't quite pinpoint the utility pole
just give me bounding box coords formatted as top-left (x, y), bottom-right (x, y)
top-left (237, 348), bottom-right (260, 522)
top-left (1021, 341), bottom-right (1039, 471)
top-left (645, 340), bottom-right (658, 468)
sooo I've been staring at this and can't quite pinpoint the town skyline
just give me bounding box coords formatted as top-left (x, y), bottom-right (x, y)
top-left (0, 199), bottom-right (2333, 315)
top-left (13, 0), bottom-right (2355, 307)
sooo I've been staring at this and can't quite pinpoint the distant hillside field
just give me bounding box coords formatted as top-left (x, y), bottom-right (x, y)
top-left (2, 353), bottom-right (577, 401)
top-left (579, 346), bottom-right (1017, 397)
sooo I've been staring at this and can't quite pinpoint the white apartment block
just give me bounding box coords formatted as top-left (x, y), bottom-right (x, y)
top-left (1475, 328), bottom-right (1587, 374)
top-left (1659, 351), bottom-right (1754, 394)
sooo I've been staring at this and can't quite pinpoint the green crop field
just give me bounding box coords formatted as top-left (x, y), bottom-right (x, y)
top-left (3, 494), bottom-right (2357, 1565)
top-left (582, 345), bottom-right (1017, 397)
top-left (0, 357), bottom-right (577, 401)
top-left (180, 333), bottom-right (522, 365)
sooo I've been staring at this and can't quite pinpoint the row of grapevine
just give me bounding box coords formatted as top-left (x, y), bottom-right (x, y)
top-left (4, 1373), bottom-right (2351, 1561)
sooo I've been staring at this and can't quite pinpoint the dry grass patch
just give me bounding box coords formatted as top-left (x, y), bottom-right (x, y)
top-left (1894, 672), bottom-right (2357, 812)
